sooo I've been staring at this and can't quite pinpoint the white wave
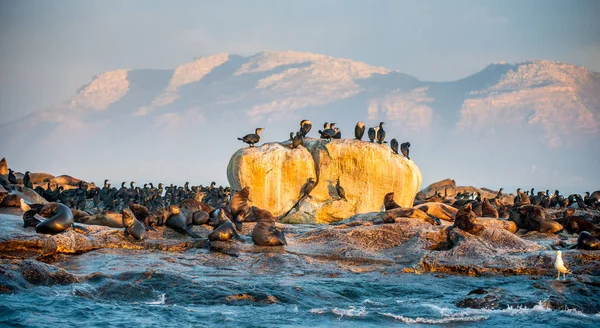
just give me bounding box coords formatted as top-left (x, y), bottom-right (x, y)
top-left (381, 312), bottom-right (489, 324)
top-left (362, 299), bottom-right (384, 306)
top-left (309, 308), bottom-right (328, 314)
top-left (145, 293), bottom-right (166, 305)
top-left (332, 306), bottom-right (368, 318)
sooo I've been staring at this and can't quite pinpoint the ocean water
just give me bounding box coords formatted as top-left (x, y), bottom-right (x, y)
top-left (1, 249), bottom-right (598, 327)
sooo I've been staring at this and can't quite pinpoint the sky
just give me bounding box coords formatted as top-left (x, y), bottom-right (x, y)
top-left (1, 0), bottom-right (599, 124)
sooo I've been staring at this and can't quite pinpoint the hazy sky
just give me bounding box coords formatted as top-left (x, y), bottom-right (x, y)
top-left (0, 0), bottom-right (599, 123)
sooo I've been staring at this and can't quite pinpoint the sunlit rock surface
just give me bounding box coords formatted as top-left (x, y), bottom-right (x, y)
top-left (227, 139), bottom-right (422, 223)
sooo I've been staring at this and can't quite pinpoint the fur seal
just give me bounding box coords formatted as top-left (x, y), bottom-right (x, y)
top-left (208, 209), bottom-right (241, 242)
top-left (453, 203), bottom-right (484, 234)
top-left (376, 122), bottom-right (386, 144)
top-left (481, 198), bottom-right (499, 218)
top-left (383, 192), bottom-right (401, 211)
top-left (0, 158), bottom-right (7, 175)
top-left (237, 128), bottom-right (264, 147)
top-left (0, 193), bottom-right (22, 207)
top-left (251, 206), bottom-right (287, 246)
top-left (230, 186), bottom-right (252, 230)
top-left (509, 205), bottom-right (562, 233)
top-left (383, 206), bottom-right (440, 225)
top-left (390, 139), bottom-right (399, 154)
top-left (165, 206), bottom-right (200, 238)
top-left (79, 211), bottom-right (123, 227)
top-left (299, 120), bottom-right (312, 137)
top-left (575, 231), bottom-right (600, 250)
top-left (415, 202), bottom-right (457, 222)
top-left (355, 121), bottom-right (365, 140)
top-left (129, 203), bottom-right (156, 230)
top-left (122, 208), bottom-right (146, 241)
top-left (562, 216), bottom-right (599, 237)
top-left (192, 210), bottom-right (211, 225)
top-left (23, 209), bottom-right (43, 228)
top-left (35, 203), bottom-right (74, 234)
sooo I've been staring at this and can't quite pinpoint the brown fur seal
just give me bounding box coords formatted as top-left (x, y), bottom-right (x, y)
top-left (129, 204), bottom-right (159, 230)
top-left (0, 193), bottom-right (22, 207)
top-left (563, 216), bottom-right (599, 237)
top-left (453, 203), bottom-right (484, 234)
top-left (251, 206), bottom-right (287, 246)
top-left (71, 209), bottom-right (91, 222)
top-left (208, 209), bottom-right (241, 242)
top-left (122, 208), bottom-right (146, 241)
top-left (497, 205), bottom-right (512, 219)
top-left (80, 211), bottom-right (123, 228)
top-left (192, 210), bottom-right (211, 225)
top-left (229, 187), bottom-right (251, 231)
top-left (165, 206), bottom-right (200, 238)
top-left (481, 198), bottom-right (499, 218)
top-left (509, 205), bottom-right (562, 233)
top-left (383, 207), bottom-right (441, 225)
top-left (415, 202), bottom-right (457, 222)
top-left (383, 192), bottom-right (401, 211)
top-left (35, 203), bottom-right (74, 234)
top-left (576, 231), bottom-right (600, 250)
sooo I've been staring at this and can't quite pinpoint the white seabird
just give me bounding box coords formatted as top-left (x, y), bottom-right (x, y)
top-left (554, 250), bottom-right (572, 280)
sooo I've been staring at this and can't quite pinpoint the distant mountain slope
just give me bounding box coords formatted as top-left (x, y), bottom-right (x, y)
top-left (3, 51), bottom-right (599, 191)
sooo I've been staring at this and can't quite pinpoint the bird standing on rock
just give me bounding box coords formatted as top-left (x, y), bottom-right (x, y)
top-left (390, 139), bottom-right (399, 154)
top-left (299, 120), bottom-right (312, 137)
top-left (23, 171), bottom-right (33, 189)
top-left (238, 128), bottom-right (264, 147)
top-left (368, 127), bottom-right (377, 142)
top-left (376, 122), bottom-right (386, 144)
top-left (400, 142), bottom-right (411, 160)
top-left (355, 121), bottom-right (365, 140)
top-left (554, 250), bottom-right (572, 280)
top-left (336, 178), bottom-right (347, 201)
top-left (8, 169), bottom-right (17, 184)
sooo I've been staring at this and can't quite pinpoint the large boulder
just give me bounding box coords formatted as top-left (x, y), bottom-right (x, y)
top-left (227, 139), bottom-right (422, 224)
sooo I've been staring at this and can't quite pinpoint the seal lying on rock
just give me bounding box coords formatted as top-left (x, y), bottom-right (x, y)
top-left (79, 211), bottom-right (123, 228)
top-left (415, 202), bottom-right (457, 222)
top-left (208, 209), bottom-right (241, 242)
top-left (453, 203), bottom-right (484, 234)
top-left (165, 206), bottom-right (200, 238)
top-left (562, 216), bottom-right (599, 237)
top-left (575, 231), bottom-right (600, 250)
top-left (122, 208), bottom-right (146, 241)
top-left (34, 203), bottom-right (74, 234)
top-left (383, 207), bottom-right (441, 225)
top-left (251, 206), bottom-right (287, 246)
top-left (192, 210), bottom-right (211, 225)
top-left (509, 205), bottom-right (562, 233)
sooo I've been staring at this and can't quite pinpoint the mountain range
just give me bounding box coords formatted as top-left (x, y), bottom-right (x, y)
top-left (3, 51), bottom-right (599, 192)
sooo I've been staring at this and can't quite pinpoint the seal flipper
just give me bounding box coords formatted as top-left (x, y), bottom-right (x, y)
top-left (233, 217), bottom-right (243, 232)
top-left (72, 223), bottom-right (89, 233)
top-left (426, 213), bottom-right (442, 226)
top-left (184, 224), bottom-right (201, 238)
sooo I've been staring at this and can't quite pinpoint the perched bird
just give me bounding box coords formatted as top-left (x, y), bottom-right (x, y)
top-left (355, 121), bottom-right (365, 140)
top-left (400, 142), bottom-right (411, 159)
top-left (376, 122), bottom-right (386, 144)
top-left (368, 127), bottom-right (377, 142)
top-left (335, 178), bottom-right (347, 201)
top-left (238, 128), bottom-right (264, 147)
top-left (299, 120), bottom-right (312, 137)
top-left (8, 169), bottom-right (17, 184)
top-left (23, 171), bottom-right (33, 189)
top-left (299, 178), bottom-right (316, 199)
top-left (318, 122), bottom-right (330, 139)
top-left (554, 250), bottom-right (572, 280)
top-left (290, 132), bottom-right (303, 149)
top-left (390, 139), bottom-right (399, 154)
top-left (333, 125), bottom-right (341, 139)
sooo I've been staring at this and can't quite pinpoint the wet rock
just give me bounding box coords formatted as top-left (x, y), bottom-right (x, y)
top-left (0, 259), bottom-right (78, 291)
